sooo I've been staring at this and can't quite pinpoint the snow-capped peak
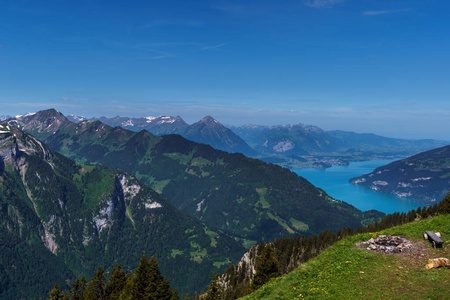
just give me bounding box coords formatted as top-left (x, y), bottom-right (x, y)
top-left (67, 114), bottom-right (87, 122)
top-left (145, 116), bottom-right (157, 123)
top-left (15, 112), bottom-right (36, 119)
top-left (122, 119), bottom-right (134, 127)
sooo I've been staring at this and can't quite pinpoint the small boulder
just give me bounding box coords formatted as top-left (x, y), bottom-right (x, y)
top-left (425, 258), bottom-right (450, 269)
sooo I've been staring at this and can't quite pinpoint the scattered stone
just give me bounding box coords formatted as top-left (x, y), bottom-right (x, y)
top-left (425, 257), bottom-right (450, 269)
top-left (360, 235), bottom-right (412, 254)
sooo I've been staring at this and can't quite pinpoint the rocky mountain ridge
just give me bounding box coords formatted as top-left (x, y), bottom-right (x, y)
top-left (6, 109), bottom-right (382, 245)
top-left (49, 111), bottom-right (449, 166)
top-left (95, 114), bottom-right (255, 156)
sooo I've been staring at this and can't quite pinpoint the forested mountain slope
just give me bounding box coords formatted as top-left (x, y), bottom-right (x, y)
top-left (7, 109), bottom-right (383, 245)
top-left (0, 124), bottom-right (244, 298)
top-left (350, 145), bottom-right (450, 205)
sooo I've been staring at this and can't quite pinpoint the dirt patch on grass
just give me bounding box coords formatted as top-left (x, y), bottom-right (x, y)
top-left (395, 239), bottom-right (432, 268)
top-left (357, 237), bottom-right (449, 268)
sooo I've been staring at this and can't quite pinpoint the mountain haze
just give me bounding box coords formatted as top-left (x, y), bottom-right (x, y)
top-left (232, 124), bottom-right (448, 164)
top-left (96, 114), bottom-right (255, 155)
top-left (7, 109), bottom-right (383, 245)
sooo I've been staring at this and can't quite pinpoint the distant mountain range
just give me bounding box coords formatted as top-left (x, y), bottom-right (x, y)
top-left (6, 109), bottom-right (381, 244)
top-left (350, 145), bottom-right (450, 206)
top-left (0, 124), bottom-right (244, 297)
top-left (231, 124), bottom-right (449, 164)
top-left (67, 114), bottom-right (256, 156)
top-left (67, 113), bottom-right (448, 168)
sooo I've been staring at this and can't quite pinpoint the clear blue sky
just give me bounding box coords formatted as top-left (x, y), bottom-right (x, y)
top-left (1, 0), bottom-right (449, 139)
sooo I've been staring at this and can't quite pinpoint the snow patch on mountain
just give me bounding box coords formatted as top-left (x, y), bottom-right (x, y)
top-left (157, 116), bottom-right (177, 124)
top-left (122, 119), bottom-right (134, 127)
top-left (67, 114), bottom-right (87, 122)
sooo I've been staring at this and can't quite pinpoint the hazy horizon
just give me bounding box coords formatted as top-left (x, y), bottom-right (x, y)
top-left (1, 0), bottom-right (449, 140)
top-left (3, 107), bottom-right (449, 141)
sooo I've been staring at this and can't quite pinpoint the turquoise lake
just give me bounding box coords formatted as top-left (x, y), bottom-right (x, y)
top-left (292, 160), bottom-right (421, 214)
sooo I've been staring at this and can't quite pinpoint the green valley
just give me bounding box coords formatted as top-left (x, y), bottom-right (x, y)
top-left (0, 125), bottom-right (244, 298)
top-left (7, 109), bottom-right (384, 245)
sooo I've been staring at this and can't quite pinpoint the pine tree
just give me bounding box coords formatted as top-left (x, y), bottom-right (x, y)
top-left (126, 254), bottom-right (151, 299)
top-left (171, 288), bottom-right (180, 300)
top-left (155, 277), bottom-right (173, 300)
top-left (204, 273), bottom-right (222, 300)
top-left (80, 275), bottom-right (87, 299)
top-left (251, 244), bottom-right (279, 290)
top-left (416, 207), bottom-right (422, 218)
top-left (48, 283), bottom-right (63, 300)
top-left (105, 264), bottom-right (127, 300)
top-left (85, 267), bottom-right (106, 300)
top-left (145, 256), bottom-right (160, 298)
top-left (439, 193), bottom-right (450, 214)
top-left (146, 256), bottom-right (172, 300)
top-left (118, 254), bottom-right (173, 300)
top-left (70, 277), bottom-right (83, 300)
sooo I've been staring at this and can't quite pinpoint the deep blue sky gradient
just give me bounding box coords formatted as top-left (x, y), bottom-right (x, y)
top-left (1, 0), bottom-right (449, 139)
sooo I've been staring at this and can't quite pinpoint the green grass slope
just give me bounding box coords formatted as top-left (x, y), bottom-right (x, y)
top-left (244, 214), bottom-right (450, 299)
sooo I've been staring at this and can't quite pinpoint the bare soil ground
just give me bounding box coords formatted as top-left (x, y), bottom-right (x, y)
top-left (357, 236), bottom-right (449, 269)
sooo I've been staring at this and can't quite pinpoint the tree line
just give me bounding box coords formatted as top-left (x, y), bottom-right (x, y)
top-left (216, 194), bottom-right (450, 299)
top-left (48, 254), bottom-right (179, 300)
top-left (48, 194), bottom-right (450, 300)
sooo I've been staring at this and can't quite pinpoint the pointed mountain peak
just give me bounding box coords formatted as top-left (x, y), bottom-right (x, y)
top-left (32, 108), bottom-right (66, 120)
top-left (199, 116), bottom-right (220, 125)
top-left (7, 108), bottom-right (71, 134)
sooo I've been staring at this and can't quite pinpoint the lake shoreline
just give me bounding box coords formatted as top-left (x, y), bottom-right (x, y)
top-left (291, 159), bottom-right (420, 214)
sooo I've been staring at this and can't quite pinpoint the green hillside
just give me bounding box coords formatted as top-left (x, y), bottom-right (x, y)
top-left (8, 109), bottom-right (384, 244)
top-left (244, 214), bottom-right (450, 299)
top-left (0, 125), bottom-right (244, 298)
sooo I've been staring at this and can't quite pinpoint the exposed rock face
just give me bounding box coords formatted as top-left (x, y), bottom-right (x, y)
top-left (360, 235), bottom-right (412, 254)
top-left (218, 243), bottom-right (261, 290)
